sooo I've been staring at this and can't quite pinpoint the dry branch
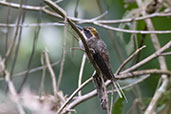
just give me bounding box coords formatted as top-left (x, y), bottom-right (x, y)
top-left (0, 1), bottom-right (171, 24)
top-left (44, 51), bottom-right (57, 95)
top-left (136, 0), bottom-right (169, 113)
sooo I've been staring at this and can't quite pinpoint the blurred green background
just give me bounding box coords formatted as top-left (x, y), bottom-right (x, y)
top-left (0, 0), bottom-right (171, 114)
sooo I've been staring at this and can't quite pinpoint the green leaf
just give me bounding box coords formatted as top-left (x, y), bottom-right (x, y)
top-left (113, 97), bottom-right (124, 114)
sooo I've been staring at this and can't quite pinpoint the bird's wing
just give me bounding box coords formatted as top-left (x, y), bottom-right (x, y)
top-left (92, 40), bottom-right (114, 80)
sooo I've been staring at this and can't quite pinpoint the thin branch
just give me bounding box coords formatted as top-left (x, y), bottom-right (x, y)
top-left (18, 13), bottom-right (41, 92)
top-left (57, 17), bottom-right (67, 90)
top-left (0, 60), bottom-right (60, 81)
top-left (10, 1), bottom-right (27, 79)
top-left (70, 47), bottom-right (85, 52)
top-left (44, 50), bottom-right (57, 95)
top-left (5, 5), bottom-right (11, 55)
top-left (4, 69), bottom-right (25, 114)
top-left (95, 12), bottom-right (171, 24)
top-left (78, 11), bottom-right (108, 23)
top-left (160, 51), bottom-right (171, 56)
top-left (39, 52), bottom-right (47, 96)
top-left (57, 76), bottom-right (93, 114)
top-left (116, 69), bottom-right (171, 79)
top-left (4, 0), bottom-right (24, 64)
top-left (115, 45), bottom-right (146, 75)
top-left (122, 41), bottom-right (171, 74)
top-left (145, 77), bottom-right (168, 114)
top-left (94, 22), bottom-right (171, 34)
top-left (78, 54), bottom-right (86, 96)
top-left (74, 0), bottom-right (80, 17)
top-left (0, 22), bottom-right (64, 27)
top-left (0, 1), bottom-right (42, 11)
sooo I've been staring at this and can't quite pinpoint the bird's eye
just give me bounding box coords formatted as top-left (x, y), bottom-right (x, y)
top-left (83, 29), bottom-right (92, 39)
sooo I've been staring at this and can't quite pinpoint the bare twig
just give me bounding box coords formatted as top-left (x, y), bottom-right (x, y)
top-left (39, 52), bottom-right (47, 96)
top-left (115, 45), bottom-right (146, 75)
top-left (5, 5), bottom-right (11, 54)
top-left (4, 70), bottom-right (25, 114)
top-left (4, 0), bottom-right (24, 63)
top-left (94, 22), bottom-right (171, 34)
top-left (44, 50), bottom-right (57, 95)
top-left (78, 54), bottom-right (86, 96)
top-left (18, 13), bottom-right (41, 92)
top-left (0, 60), bottom-right (60, 81)
top-left (0, 1), bottom-right (43, 11)
top-left (145, 78), bottom-right (168, 114)
top-left (78, 11), bottom-right (108, 23)
top-left (0, 22), bottom-right (64, 27)
top-left (160, 51), bottom-right (171, 56)
top-left (122, 41), bottom-right (171, 74)
top-left (10, 0), bottom-right (28, 79)
top-left (117, 69), bottom-right (171, 79)
top-left (57, 76), bottom-right (93, 114)
top-left (74, 0), bottom-right (80, 17)
top-left (70, 47), bottom-right (85, 52)
top-left (95, 12), bottom-right (171, 24)
top-left (57, 17), bottom-right (67, 90)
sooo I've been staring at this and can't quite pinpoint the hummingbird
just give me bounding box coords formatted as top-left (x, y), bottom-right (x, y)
top-left (76, 25), bottom-right (125, 109)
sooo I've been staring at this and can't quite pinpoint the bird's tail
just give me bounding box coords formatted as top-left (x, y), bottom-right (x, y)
top-left (93, 74), bottom-right (108, 110)
top-left (112, 80), bottom-right (128, 103)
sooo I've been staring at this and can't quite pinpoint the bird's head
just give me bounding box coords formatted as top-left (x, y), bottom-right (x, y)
top-left (76, 25), bottom-right (100, 40)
